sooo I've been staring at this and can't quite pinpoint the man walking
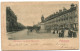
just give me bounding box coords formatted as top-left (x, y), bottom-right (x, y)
top-left (61, 28), bottom-right (64, 38)
top-left (68, 29), bottom-right (73, 37)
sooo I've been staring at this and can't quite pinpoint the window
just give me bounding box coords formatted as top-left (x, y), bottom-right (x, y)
top-left (70, 16), bottom-right (73, 19)
top-left (66, 17), bottom-right (68, 20)
top-left (63, 18), bottom-right (64, 21)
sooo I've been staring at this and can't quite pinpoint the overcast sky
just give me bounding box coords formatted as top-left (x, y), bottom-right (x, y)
top-left (9, 2), bottom-right (77, 26)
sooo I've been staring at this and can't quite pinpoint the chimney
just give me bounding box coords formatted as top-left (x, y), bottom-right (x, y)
top-left (56, 12), bottom-right (58, 14)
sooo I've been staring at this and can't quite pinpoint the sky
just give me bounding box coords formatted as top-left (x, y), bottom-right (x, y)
top-left (9, 2), bottom-right (77, 26)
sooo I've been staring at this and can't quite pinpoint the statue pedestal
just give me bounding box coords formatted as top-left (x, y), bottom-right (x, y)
top-left (39, 23), bottom-right (46, 33)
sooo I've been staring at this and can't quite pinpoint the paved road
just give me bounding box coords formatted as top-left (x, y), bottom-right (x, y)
top-left (7, 29), bottom-right (29, 40)
top-left (7, 29), bottom-right (69, 40)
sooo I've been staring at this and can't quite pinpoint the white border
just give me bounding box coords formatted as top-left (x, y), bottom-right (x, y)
top-left (0, 0), bottom-right (80, 51)
top-left (1, 0), bottom-right (80, 2)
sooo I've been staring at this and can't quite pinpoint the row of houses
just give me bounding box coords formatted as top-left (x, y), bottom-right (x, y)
top-left (38, 3), bottom-right (78, 32)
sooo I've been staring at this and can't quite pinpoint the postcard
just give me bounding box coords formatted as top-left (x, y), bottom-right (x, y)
top-left (1, 1), bottom-right (79, 50)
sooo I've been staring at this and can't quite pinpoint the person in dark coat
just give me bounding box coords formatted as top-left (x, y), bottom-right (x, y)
top-left (73, 30), bottom-right (77, 37)
top-left (69, 29), bottom-right (73, 37)
top-left (61, 29), bottom-right (64, 38)
top-left (68, 29), bottom-right (71, 37)
top-left (59, 30), bottom-right (61, 37)
top-left (53, 30), bottom-right (55, 34)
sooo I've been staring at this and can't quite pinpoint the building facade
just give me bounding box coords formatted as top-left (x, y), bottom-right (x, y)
top-left (41, 4), bottom-right (78, 32)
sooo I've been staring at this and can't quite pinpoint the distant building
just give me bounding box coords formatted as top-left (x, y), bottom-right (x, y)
top-left (39, 4), bottom-right (78, 32)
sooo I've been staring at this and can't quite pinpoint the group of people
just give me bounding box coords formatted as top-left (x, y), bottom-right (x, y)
top-left (68, 29), bottom-right (77, 38)
top-left (59, 29), bottom-right (64, 38)
top-left (51, 29), bottom-right (77, 38)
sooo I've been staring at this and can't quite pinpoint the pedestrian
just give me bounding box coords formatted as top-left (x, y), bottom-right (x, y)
top-left (68, 29), bottom-right (71, 37)
top-left (69, 29), bottom-right (73, 37)
top-left (73, 30), bottom-right (77, 38)
top-left (61, 29), bottom-right (64, 38)
top-left (53, 30), bottom-right (55, 34)
top-left (59, 30), bottom-right (61, 37)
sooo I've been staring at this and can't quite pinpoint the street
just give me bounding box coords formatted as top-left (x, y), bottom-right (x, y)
top-left (7, 29), bottom-right (60, 40)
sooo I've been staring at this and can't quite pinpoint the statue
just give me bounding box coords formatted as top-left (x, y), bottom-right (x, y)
top-left (41, 15), bottom-right (44, 22)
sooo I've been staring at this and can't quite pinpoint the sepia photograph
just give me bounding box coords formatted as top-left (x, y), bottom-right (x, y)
top-left (1, 1), bottom-right (79, 50)
top-left (6, 2), bottom-right (78, 40)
